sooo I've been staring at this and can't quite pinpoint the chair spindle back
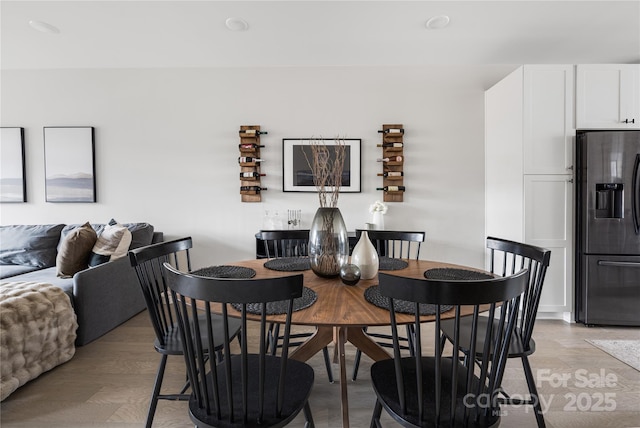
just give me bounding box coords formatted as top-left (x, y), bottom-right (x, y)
top-left (128, 237), bottom-right (193, 347)
top-left (377, 269), bottom-right (528, 426)
top-left (163, 263), bottom-right (313, 426)
top-left (486, 236), bottom-right (551, 346)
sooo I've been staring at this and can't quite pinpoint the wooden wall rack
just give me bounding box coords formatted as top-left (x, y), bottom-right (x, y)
top-left (238, 125), bottom-right (266, 202)
top-left (377, 124), bottom-right (404, 202)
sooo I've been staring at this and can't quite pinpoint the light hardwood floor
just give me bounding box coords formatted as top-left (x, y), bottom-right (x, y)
top-left (1, 312), bottom-right (639, 428)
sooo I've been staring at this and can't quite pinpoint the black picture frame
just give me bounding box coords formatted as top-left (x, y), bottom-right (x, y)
top-left (0, 127), bottom-right (27, 203)
top-left (44, 126), bottom-right (96, 202)
top-left (283, 138), bottom-right (361, 193)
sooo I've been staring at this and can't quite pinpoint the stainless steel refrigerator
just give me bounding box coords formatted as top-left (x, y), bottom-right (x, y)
top-left (575, 130), bottom-right (640, 326)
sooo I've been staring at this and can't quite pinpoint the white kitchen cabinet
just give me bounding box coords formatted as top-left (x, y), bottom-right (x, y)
top-left (523, 65), bottom-right (574, 174)
top-left (485, 65), bottom-right (574, 317)
top-left (576, 64), bottom-right (640, 129)
top-left (524, 175), bottom-right (573, 313)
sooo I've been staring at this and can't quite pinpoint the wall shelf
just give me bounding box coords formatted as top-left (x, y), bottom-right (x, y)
top-left (238, 125), bottom-right (266, 202)
top-left (378, 124), bottom-right (404, 202)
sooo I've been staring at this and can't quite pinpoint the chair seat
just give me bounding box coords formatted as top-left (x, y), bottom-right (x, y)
top-left (189, 354), bottom-right (315, 428)
top-left (154, 315), bottom-right (242, 356)
top-left (371, 357), bottom-right (501, 428)
top-left (440, 317), bottom-right (536, 358)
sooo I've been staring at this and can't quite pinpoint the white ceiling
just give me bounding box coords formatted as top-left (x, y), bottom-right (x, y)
top-left (2, 0), bottom-right (639, 70)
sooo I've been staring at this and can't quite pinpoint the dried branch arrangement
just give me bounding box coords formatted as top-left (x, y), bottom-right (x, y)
top-left (304, 137), bottom-right (346, 207)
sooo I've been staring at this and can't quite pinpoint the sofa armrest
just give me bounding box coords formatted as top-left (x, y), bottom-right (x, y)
top-left (72, 256), bottom-right (145, 346)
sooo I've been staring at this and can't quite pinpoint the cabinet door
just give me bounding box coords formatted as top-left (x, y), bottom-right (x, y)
top-left (576, 64), bottom-right (640, 129)
top-left (523, 65), bottom-right (574, 174)
top-left (524, 175), bottom-right (573, 314)
top-left (485, 67), bottom-right (524, 243)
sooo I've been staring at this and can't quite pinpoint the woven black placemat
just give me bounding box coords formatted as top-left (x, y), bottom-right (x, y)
top-left (364, 285), bottom-right (452, 315)
top-left (191, 265), bottom-right (256, 279)
top-left (379, 257), bottom-right (409, 271)
top-left (264, 257), bottom-right (311, 272)
top-left (230, 287), bottom-right (317, 315)
top-left (423, 268), bottom-right (493, 281)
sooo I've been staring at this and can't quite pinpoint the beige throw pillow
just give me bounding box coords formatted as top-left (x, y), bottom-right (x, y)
top-left (88, 221), bottom-right (132, 267)
top-left (56, 222), bottom-right (98, 278)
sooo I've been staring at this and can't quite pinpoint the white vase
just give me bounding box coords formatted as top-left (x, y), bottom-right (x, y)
top-left (371, 211), bottom-right (385, 230)
top-left (351, 230), bottom-right (379, 280)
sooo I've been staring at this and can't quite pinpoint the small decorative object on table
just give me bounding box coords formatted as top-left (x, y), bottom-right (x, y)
top-left (368, 200), bottom-right (387, 230)
top-left (306, 138), bottom-right (349, 278)
top-left (263, 209), bottom-right (284, 230)
top-left (287, 209), bottom-right (301, 229)
top-left (340, 263), bottom-right (361, 286)
top-left (351, 229), bottom-right (379, 280)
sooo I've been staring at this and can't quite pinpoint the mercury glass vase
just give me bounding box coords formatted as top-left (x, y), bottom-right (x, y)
top-left (308, 207), bottom-right (349, 278)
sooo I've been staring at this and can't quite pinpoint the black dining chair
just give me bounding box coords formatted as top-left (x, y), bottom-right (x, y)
top-left (128, 237), bottom-right (242, 428)
top-left (439, 236), bottom-right (551, 428)
top-left (163, 263), bottom-right (315, 428)
top-left (351, 229), bottom-right (426, 381)
top-left (255, 229), bottom-right (334, 383)
top-left (370, 269), bottom-right (528, 428)
top-left (358, 229), bottom-right (425, 260)
top-left (258, 229), bottom-right (310, 259)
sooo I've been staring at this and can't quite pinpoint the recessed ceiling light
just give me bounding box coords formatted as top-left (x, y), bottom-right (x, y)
top-left (225, 17), bottom-right (249, 31)
top-left (425, 15), bottom-right (450, 30)
top-left (29, 20), bottom-right (60, 34)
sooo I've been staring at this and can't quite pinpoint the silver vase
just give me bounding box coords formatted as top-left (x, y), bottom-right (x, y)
top-left (308, 207), bottom-right (349, 278)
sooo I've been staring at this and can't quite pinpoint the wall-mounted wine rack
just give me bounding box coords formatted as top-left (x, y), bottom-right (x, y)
top-left (238, 125), bottom-right (267, 202)
top-left (377, 124), bottom-right (404, 202)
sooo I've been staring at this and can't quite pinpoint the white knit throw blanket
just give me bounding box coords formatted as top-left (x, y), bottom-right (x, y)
top-left (0, 281), bottom-right (78, 401)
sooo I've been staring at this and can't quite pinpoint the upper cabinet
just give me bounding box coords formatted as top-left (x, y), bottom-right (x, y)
top-left (523, 65), bottom-right (574, 174)
top-left (576, 64), bottom-right (640, 129)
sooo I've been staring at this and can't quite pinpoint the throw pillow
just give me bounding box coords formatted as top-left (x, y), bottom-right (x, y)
top-left (0, 224), bottom-right (66, 268)
top-left (126, 223), bottom-right (155, 249)
top-left (88, 220), bottom-right (132, 267)
top-left (56, 222), bottom-right (98, 278)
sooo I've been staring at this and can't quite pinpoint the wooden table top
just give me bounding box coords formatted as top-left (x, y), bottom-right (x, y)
top-left (226, 258), bottom-right (489, 327)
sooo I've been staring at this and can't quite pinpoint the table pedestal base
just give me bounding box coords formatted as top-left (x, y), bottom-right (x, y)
top-left (289, 326), bottom-right (391, 428)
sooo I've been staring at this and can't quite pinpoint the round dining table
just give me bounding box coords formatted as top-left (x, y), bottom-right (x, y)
top-left (224, 257), bottom-right (491, 428)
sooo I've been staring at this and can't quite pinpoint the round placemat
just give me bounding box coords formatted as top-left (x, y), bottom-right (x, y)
top-left (230, 287), bottom-right (317, 315)
top-left (191, 265), bottom-right (256, 279)
top-left (364, 285), bottom-right (453, 315)
top-left (379, 257), bottom-right (409, 271)
top-left (264, 257), bottom-right (311, 272)
top-left (424, 268), bottom-right (493, 281)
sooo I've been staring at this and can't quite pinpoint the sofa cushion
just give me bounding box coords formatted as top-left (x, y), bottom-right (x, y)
top-left (88, 221), bottom-right (132, 267)
top-left (0, 264), bottom-right (42, 279)
top-left (56, 222), bottom-right (97, 278)
top-left (0, 224), bottom-right (65, 268)
top-left (4, 266), bottom-right (74, 302)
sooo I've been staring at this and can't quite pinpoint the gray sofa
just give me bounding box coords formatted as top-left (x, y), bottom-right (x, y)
top-left (0, 223), bottom-right (162, 346)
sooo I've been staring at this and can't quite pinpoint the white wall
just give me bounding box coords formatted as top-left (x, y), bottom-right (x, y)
top-left (1, 65), bottom-right (514, 269)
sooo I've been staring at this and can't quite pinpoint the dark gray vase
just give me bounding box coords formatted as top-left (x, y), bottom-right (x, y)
top-left (308, 207), bottom-right (349, 278)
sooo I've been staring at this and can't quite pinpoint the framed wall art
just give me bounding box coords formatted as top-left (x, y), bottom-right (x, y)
top-left (0, 127), bottom-right (27, 203)
top-left (283, 138), bottom-right (361, 193)
top-left (44, 126), bottom-right (96, 202)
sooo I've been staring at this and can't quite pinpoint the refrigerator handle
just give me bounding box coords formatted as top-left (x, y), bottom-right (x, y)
top-left (634, 154), bottom-right (640, 235)
top-left (597, 260), bottom-right (640, 268)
